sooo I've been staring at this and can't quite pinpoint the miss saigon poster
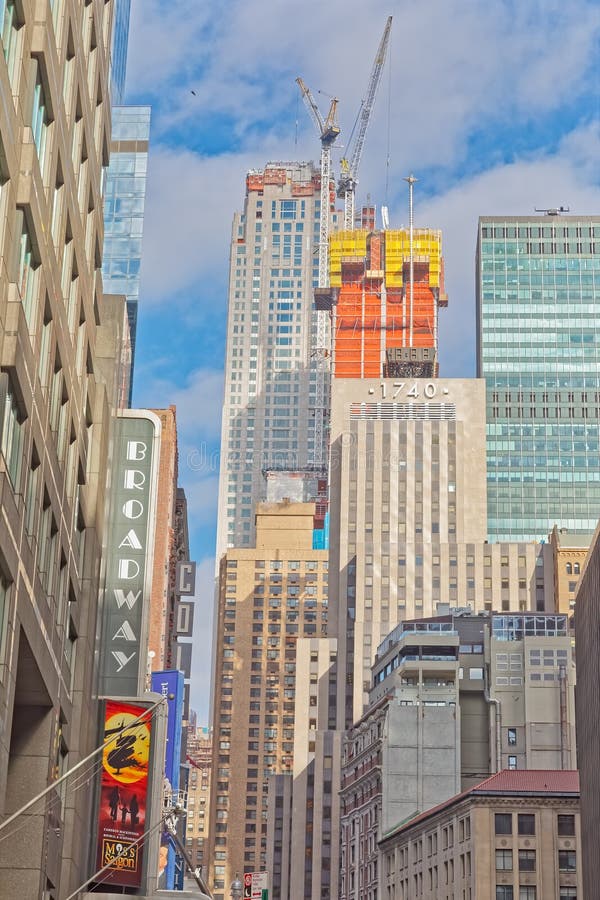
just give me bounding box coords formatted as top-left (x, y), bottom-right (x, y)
top-left (95, 700), bottom-right (152, 888)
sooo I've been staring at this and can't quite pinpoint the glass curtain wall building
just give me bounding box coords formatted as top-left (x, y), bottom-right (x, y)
top-left (477, 215), bottom-right (600, 541)
top-left (102, 105), bottom-right (151, 401)
top-left (101, 0), bottom-right (151, 403)
top-left (110, 0), bottom-right (131, 103)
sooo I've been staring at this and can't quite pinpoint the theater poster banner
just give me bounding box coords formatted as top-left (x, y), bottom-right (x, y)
top-left (95, 699), bottom-right (153, 888)
top-left (151, 670), bottom-right (184, 890)
top-left (99, 410), bottom-right (160, 697)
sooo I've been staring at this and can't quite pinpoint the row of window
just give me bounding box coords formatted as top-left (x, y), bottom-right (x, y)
top-left (496, 888), bottom-right (576, 900)
top-left (495, 813), bottom-right (575, 836)
top-left (481, 225), bottom-right (600, 239)
top-left (496, 848), bottom-right (576, 871)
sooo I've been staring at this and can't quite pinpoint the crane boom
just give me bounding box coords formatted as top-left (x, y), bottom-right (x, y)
top-left (338, 16), bottom-right (392, 229)
top-left (296, 77), bottom-right (325, 136)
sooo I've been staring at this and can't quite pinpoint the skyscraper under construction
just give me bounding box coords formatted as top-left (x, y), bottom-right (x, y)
top-left (327, 225), bottom-right (446, 378)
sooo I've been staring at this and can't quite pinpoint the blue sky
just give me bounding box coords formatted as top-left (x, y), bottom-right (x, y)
top-left (123, 0), bottom-right (600, 721)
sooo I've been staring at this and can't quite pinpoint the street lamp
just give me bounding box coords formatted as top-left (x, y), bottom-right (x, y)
top-left (230, 873), bottom-right (243, 900)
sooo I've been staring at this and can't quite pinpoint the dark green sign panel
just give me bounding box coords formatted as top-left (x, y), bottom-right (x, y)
top-left (98, 413), bottom-right (159, 696)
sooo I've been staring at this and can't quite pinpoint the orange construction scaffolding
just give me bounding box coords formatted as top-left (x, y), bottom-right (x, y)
top-left (329, 228), bottom-right (447, 379)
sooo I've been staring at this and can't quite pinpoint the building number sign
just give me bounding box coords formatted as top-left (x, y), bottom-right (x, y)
top-left (368, 382), bottom-right (449, 400)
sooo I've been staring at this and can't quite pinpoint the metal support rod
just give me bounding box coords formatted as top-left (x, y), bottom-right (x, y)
top-left (404, 174), bottom-right (418, 348)
top-left (164, 813), bottom-right (213, 896)
top-left (0, 695), bottom-right (166, 836)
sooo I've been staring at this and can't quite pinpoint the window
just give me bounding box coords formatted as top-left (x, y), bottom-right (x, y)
top-left (0, 574), bottom-right (9, 662)
top-left (508, 728), bottom-right (517, 745)
top-left (495, 813), bottom-right (512, 835)
top-left (559, 889), bottom-right (577, 899)
top-left (496, 850), bottom-right (513, 870)
top-left (508, 755), bottom-right (517, 770)
top-left (566, 563), bottom-right (572, 574)
top-left (518, 814), bottom-right (535, 835)
top-left (1, 378), bottom-right (24, 488)
top-left (1, 0), bottom-right (20, 82)
top-left (31, 61), bottom-right (50, 169)
top-left (558, 850), bottom-right (576, 872)
top-left (17, 213), bottom-right (39, 327)
top-left (519, 889), bottom-right (536, 900)
top-left (518, 850), bottom-right (536, 871)
top-left (557, 814), bottom-right (575, 836)
top-left (496, 888), bottom-right (513, 900)
top-left (574, 562), bottom-right (580, 575)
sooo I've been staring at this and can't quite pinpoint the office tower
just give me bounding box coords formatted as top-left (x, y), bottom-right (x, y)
top-left (208, 502), bottom-right (329, 897)
top-left (329, 376), bottom-right (553, 723)
top-left (486, 612), bottom-right (575, 770)
top-left (0, 1), bottom-right (122, 895)
top-left (216, 162), bottom-right (339, 555)
top-left (379, 770), bottom-right (581, 900)
top-left (101, 104), bottom-right (151, 395)
top-left (573, 524), bottom-right (600, 898)
top-left (186, 726), bottom-right (213, 878)
top-left (476, 214), bottom-right (600, 542)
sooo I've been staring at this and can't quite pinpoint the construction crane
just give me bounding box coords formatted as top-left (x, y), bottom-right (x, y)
top-left (295, 77), bottom-right (340, 471)
top-left (338, 16), bottom-right (392, 230)
top-left (295, 77), bottom-right (340, 288)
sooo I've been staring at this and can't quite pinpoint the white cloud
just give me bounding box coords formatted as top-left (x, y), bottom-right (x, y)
top-left (128, 0), bottom-right (599, 171)
top-left (139, 149), bottom-right (243, 304)
top-left (134, 366), bottom-right (224, 440)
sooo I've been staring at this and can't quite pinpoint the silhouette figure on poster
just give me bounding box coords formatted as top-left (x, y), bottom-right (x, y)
top-left (109, 786), bottom-right (120, 821)
top-left (120, 803), bottom-right (129, 825)
top-left (130, 794), bottom-right (139, 827)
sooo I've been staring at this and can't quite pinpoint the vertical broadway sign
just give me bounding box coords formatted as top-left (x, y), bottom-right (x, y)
top-left (99, 411), bottom-right (160, 696)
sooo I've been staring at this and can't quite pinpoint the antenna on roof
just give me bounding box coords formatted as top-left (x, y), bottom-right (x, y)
top-left (534, 206), bottom-right (570, 216)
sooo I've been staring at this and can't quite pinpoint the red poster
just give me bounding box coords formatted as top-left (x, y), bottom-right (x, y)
top-left (95, 700), bottom-right (152, 888)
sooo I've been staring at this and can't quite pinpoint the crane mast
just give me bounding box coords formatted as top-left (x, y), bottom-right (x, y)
top-left (295, 77), bottom-right (339, 287)
top-left (338, 16), bottom-right (392, 230)
top-left (296, 77), bottom-right (340, 471)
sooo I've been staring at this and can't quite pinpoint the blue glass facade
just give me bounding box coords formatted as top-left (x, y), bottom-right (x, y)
top-left (477, 216), bottom-right (600, 541)
top-left (102, 105), bottom-right (151, 400)
top-left (110, 0), bottom-right (131, 104)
